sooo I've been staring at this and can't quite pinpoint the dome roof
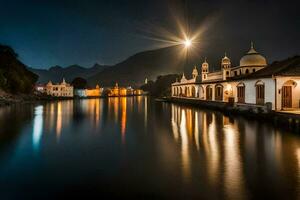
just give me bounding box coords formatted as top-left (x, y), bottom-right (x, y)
top-left (240, 43), bottom-right (267, 67)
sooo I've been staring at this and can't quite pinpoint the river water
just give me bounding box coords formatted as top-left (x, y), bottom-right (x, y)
top-left (0, 97), bottom-right (300, 199)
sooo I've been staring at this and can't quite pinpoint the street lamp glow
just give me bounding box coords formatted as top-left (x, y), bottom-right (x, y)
top-left (184, 39), bottom-right (192, 48)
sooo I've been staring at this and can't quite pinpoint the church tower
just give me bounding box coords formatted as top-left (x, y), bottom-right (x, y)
top-left (201, 58), bottom-right (209, 81)
top-left (192, 66), bottom-right (198, 79)
top-left (221, 53), bottom-right (231, 80)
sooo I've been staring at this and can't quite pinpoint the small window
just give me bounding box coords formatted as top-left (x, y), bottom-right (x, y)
top-left (253, 69), bottom-right (256, 73)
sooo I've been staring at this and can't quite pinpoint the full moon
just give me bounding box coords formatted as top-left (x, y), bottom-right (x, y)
top-left (184, 39), bottom-right (192, 47)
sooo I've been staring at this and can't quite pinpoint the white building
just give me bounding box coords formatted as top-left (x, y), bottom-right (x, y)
top-left (171, 43), bottom-right (300, 111)
top-left (45, 78), bottom-right (73, 97)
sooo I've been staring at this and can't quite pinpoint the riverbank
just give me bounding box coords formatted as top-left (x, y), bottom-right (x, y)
top-left (0, 89), bottom-right (73, 106)
top-left (165, 97), bottom-right (300, 133)
top-left (0, 90), bottom-right (36, 106)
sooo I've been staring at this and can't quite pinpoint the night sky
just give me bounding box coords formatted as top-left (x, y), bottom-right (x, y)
top-left (0, 0), bottom-right (299, 69)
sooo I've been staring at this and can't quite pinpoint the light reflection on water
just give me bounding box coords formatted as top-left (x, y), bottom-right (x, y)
top-left (0, 97), bottom-right (300, 198)
top-left (32, 105), bottom-right (43, 151)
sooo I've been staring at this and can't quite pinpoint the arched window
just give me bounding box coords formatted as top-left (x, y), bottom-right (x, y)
top-left (255, 81), bottom-right (265, 105)
top-left (186, 87), bottom-right (190, 97)
top-left (191, 86), bottom-right (196, 98)
top-left (253, 69), bottom-right (256, 73)
top-left (198, 86), bottom-right (204, 99)
top-left (237, 82), bottom-right (245, 103)
top-left (206, 85), bottom-right (213, 100)
top-left (184, 87), bottom-right (187, 97)
top-left (215, 84), bottom-right (223, 101)
top-left (246, 69), bottom-right (249, 74)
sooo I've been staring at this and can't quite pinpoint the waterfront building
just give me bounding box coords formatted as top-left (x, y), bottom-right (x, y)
top-left (108, 83), bottom-right (128, 96)
top-left (74, 89), bottom-right (87, 97)
top-left (34, 84), bottom-right (45, 93)
top-left (171, 43), bottom-right (300, 111)
top-left (108, 83), bottom-right (144, 97)
top-left (45, 78), bottom-right (74, 97)
top-left (74, 85), bottom-right (103, 97)
top-left (134, 89), bottom-right (143, 95)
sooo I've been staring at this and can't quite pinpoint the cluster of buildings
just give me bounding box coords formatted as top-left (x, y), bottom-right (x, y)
top-left (108, 83), bottom-right (143, 97)
top-left (171, 42), bottom-right (300, 111)
top-left (35, 79), bottom-right (144, 98)
top-left (75, 85), bottom-right (103, 97)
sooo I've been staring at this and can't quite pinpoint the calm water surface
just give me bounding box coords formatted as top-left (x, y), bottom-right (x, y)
top-left (0, 97), bottom-right (300, 199)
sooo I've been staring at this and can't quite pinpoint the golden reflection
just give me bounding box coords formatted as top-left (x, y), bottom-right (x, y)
top-left (45, 103), bottom-right (55, 132)
top-left (180, 109), bottom-right (191, 181)
top-left (223, 122), bottom-right (246, 199)
top-left (95, 99), bottom-right (100, 124)
top-left (170, 104), bottom-right (246, 195)
top-left (137, 96), bottom-right (142, 113)
top-left (186, 109), bottom-right (193, 136)
top-left (194, 111), bottom-right (200, 150)
top-left (273, 130), bottom-right (283, 168)
top-left (296, 148), bottom-right (300, 198)
top-left (86, 99), bottom-right (102, 129)
top-left (114, 98), bottom-right (119, 123)
top-left (144, 96), bottom-right (148, 128)
top-left (207, 114), bottom-right (219, 185)
top-left (121, 97), bottom-right (127, 142)
top-left (50, 103), bottom-right (55, 127)
top-left (202, 113), bottom-right (210, 154)
top-left (56, 102), bottom-right (62, 140)
top-left (171, 105), bottom-right (179, 141)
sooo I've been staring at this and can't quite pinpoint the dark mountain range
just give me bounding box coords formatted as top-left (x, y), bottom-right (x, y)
top-left (29, 45), bottom-right (225, 87)
top-left (88, 46), bottom-right (192, 87)
top-left (0, 44), bottom-right (38, 93)
top-left (29, 63), bottom-right (109, 83)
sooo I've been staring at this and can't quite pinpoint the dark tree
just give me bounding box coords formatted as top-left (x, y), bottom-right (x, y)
top-left (71, 77), bottom-right (87, 89)
top-left (140, 74), bottom-right (180, 97)
top-left (0, 44), bottom-right (38, 93)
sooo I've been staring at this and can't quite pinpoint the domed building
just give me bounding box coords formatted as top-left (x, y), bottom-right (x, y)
top-left (240, 43), bottom-right (267, 67)
top-left (172, 41), bottom-right (300, 112)
top-left (231, 42), bottom-right (267, 76)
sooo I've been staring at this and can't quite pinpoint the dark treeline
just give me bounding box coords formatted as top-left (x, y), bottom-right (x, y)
top-left (141, 74), bottom-right (180, 97)
top-left (0, 44), bottom-right (38, 93)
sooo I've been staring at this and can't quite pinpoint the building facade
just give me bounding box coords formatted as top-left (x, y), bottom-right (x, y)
top-left (171, 43), bottom-right (300, 111)
top-left (108, 83), bottom-right (144, 97)
top-left (75, 85), bottom-right (103, 97)
top-left (45, 79), bottom-right (74, 97)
